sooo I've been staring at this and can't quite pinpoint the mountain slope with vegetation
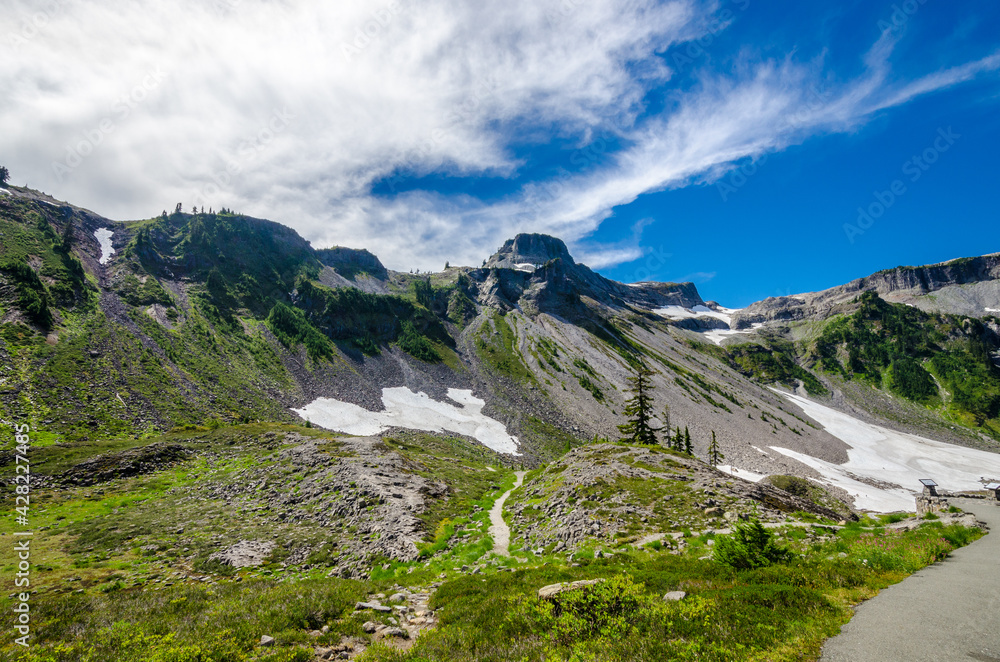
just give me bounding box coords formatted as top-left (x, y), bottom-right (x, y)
top-left (0, 180), bottom-right (995, 661)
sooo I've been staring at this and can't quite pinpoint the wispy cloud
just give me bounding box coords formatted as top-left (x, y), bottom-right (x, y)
top-left (1, 0), bottom-right (997, 272)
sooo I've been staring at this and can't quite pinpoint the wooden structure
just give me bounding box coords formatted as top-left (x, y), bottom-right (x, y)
top-left (985, 482), bottom-right (1000, 502)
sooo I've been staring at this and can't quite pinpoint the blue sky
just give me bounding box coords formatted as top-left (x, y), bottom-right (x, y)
top-left (2, 0), bottom-right (999, 306)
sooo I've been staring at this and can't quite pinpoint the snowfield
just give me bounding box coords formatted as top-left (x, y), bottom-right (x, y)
top-left (651, 304), bottom-right (761, 345)
top-left (293, 387), bottom-right (521, 455)
top-left (94, 228), bottom-right (115, 265)
top-left (769, 393), bottom-right (1000, 512)
top-left (652, 304), bottom-right (737, 325)
top-left (717, 465), bottom-right (768, 482)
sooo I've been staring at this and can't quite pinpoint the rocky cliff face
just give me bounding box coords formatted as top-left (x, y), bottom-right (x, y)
top-left (486, 233), bottom-right (576, 269)
top-left (477, 233), bottom-right (704, 315)
top-left (732, 253), bottom-right (1000, 328)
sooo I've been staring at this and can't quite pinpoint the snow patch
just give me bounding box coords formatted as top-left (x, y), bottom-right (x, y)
top-left (293, 387), bottom-right (521, 455)
top-left (652, 305), bottom-right (757, 345)
top-left (94, 228), bottom-right (115, 265)
top-left (653, 305), bottom-right (734, 325)
top-left (512, 262), bottom-right (537, 272)
top-left (717, 465), bottom-right (767, 482)
top-left (772, 393), bottom-right (1000, 512)
top-left (986, 307), bottom-right (1000, 313)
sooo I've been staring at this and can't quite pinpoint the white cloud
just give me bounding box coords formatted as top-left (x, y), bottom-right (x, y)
top-left (1, 0), bottom-right (998, 273)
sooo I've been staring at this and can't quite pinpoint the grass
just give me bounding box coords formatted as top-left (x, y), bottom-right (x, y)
top-left (0, 421), bottom-right (984, 662)
top-left (2, 578), bottom-right (370, 662)
top-left (474, 312), bottom-right (536, 385)
top-left (353, 518), bottom-right (981, 662)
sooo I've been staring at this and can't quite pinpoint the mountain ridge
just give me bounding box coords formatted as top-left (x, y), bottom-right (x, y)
top-left (3, 183), bottom-right (1000, 487)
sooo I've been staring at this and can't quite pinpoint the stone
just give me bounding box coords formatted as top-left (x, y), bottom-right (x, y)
top-left (260, 635), bottom-right (275, 647)
top-left (355, 601), bottom-right (393, 613)
top-left (389, 592), bottom-right (407, 603)
top-left (362, 621), bottom-right (377, 633)
top-left (538, 579), bottom-right (605, 600)
top-left (663, 591), bottom-right (687, 602)
top-left (209, 540), bottom-right (276, 569)
top-left (704, 507), bottom-right (723, 517)
top-left (381, 627), bottom-right (409, 639)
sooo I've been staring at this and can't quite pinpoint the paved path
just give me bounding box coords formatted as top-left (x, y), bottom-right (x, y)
top-left (822, 499), bottom-right (1000, 662)
top-left (489, 471), bottom-right (526, 557)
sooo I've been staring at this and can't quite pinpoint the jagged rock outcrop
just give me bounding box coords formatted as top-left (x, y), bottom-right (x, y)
top-left (732, 253), bottom-right (1000, 328)
top-left (486, 233), bottom-right (575, 270)
top-left (473, 233), bottom-right (704, 315)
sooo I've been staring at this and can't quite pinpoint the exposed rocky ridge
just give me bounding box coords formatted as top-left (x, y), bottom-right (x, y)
top-left (508, 444), bottom-right (850, 554)
top-left (732, 253), bottom-right (1000, 328)
top-left (474, 233), bottom-right (704, 315)
top-left (58, 443), bottom-right (194, 486)
top-left (316, 246), bottom-right (389, 281)
top-left (486, 233), bottom-right (576, 270)
top-left (202, 432), bottom-right (448, 566)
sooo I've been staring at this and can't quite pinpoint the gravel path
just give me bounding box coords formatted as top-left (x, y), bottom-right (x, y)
top-left (821, 498), bottom-right (1000, 662)
top-left (489, 471), bottom-right (526, 556)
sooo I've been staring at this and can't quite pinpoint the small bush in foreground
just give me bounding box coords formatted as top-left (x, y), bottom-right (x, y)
top-left (713, 515), bottom-right (791, 570)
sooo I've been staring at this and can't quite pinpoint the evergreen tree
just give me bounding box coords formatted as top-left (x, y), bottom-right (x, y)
top-left (708, 430), bottom-right (724, 466)
top-left (660, 405), bottom-right (671, 446)
top-left (673, 426), bottom-right (683, 451)
top-left (618, 362), bottom-right (658, 445)
top-left (60, 222), bottom-right (73, 253)
top-left (0, 165), bottom-right (10, 185)
top-left (684, 426), bottom-right (693, 454)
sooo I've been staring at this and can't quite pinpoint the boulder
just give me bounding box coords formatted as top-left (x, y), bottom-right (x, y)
top-left (538, 579), bottom-right (605, 600)
top-left (208, 540), bottom-right (275, 569)
top-left (663, 591), bottom-right (687, 602)
top-left (355, 601), bottom-right (393, 613)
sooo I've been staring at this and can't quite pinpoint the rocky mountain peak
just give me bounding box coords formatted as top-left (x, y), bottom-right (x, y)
top-left (486, 233), bottom-right (574, 270)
